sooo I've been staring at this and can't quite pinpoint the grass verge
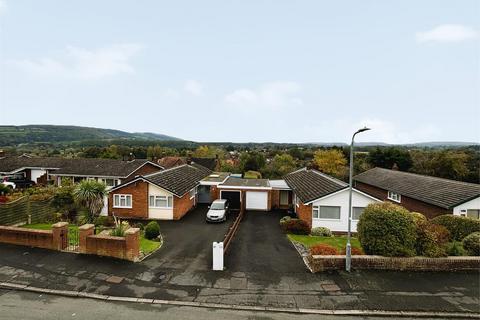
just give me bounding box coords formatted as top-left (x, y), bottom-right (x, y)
top-left (288, 234), bottom-right (362, 251)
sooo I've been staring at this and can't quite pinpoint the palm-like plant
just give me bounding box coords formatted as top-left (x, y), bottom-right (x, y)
top-left (73, 180), bottom-right (107, 223)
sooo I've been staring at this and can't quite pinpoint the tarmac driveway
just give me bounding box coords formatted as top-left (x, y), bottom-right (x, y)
top-left (225, 210), bottom-right (307, 274)
top-left (145, 205), bottom-right (237, 272)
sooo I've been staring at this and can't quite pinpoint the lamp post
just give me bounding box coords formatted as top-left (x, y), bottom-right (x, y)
top-left (346, 126), bottom-right (371, 272)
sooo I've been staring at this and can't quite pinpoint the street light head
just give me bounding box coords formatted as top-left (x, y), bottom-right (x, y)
top-left (357, 127), bottom-right (371, 134)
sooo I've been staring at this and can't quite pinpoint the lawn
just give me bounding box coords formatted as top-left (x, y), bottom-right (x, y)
top-left (288, 234), bottom-right (362, 251)
top-left (21, 223), bottom-right (161, 254)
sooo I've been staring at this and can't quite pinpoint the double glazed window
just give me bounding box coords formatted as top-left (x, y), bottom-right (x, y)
top-left (313, 206), bottom-right (341, 219)
top-left (113, 194), bottom-right (132, 208)
top-left (352, 207), bottom-right (365, 220)
top-left (387, 191), bottom-right (401, 203)
top-left (149, 195), bottom-right (173, 208)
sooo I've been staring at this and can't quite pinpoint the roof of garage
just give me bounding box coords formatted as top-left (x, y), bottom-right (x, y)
top-left (200, 172), bottom-right (230, 184)
top-left (218, 177), bottom-right (271, 189)
top-left (269, 179), bottom-right (291, 190)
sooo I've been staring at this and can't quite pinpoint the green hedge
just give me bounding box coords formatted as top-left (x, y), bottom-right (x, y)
top-left (430, 215), bottom-right (480, 241)
top-left (145, 221), bottom-right (160, 240)
top-left (462, 232), bottom-right (480, 256)
top-left (357, 202), bottom-right (416, 257)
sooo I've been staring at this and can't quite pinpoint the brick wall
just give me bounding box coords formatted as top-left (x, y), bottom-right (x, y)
top-left (173, 191), bottom-right (195, 220)
top-left (0, 226), bottom-right (54, 249)
top-left (109, 181), bottom-right (149, 219)
top-left (210, 185), bottom-right (220, 201)
top-left (82, 226), bottom-right (140, 261)
top-left (308, 255), bottom-right (480, 272)
top-left (124, 163), bottom-right (163, 182)
top-left (271, 190), bottom-right (280, 209)
top-left (355, 181), bottom-right (451, 219)
top-left (296, 201), bottom-right (313, 228)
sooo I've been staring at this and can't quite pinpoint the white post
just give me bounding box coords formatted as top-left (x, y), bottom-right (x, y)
top-left (212, 242), bottom-right (224, 271)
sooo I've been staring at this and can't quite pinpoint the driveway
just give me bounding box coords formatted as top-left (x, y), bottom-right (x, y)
top-left (146, 205), bottom-right (237, 272)
top-left (225, 210), bottom-right (307, 274)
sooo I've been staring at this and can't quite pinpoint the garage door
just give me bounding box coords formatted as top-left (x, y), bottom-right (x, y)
top-left (221, 191), bottom-right (241, 210)
top-left (246, 191), bottom-right (268, 210)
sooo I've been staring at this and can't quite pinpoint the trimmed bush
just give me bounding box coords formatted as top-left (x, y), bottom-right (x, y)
top-left (415, 221), bottom-right (449, 257)
top-left (410, 212), bottom-right (427, 224)
top-left (431, 215), bottom-right (480, 241)
top-left (447, 241), bottom-right (466, 256)
top-left (145, 221), bottom-right (160, 240)
top-left (357, 202), bottom-right (416, 257)
top-left (462, 232), bottom-right (480, 256)
top-left (282, 218), bottom-right (310, 235)
top-left (310, 243), bottom-right (339, 255)
top-left (311, 227), bottom-right (332, 237)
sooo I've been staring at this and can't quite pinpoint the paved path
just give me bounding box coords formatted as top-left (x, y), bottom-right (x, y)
top-left (0, 289), bottom-right (448, 320)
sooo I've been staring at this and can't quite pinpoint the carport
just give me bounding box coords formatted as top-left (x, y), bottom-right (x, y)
top-left (198, 172), bottom-right (231, 204)
top-left (217, 177), bottom-right (272, 211)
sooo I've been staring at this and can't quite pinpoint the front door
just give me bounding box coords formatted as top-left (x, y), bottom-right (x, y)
top-left (280, 190), bottom-right (289, 206)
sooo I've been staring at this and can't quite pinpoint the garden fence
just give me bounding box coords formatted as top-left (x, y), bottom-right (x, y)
top-left (0, 196), bottom-right (55, 226)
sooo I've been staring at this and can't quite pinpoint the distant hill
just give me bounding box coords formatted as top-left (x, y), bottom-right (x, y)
top-left (0, 125), bottom-right (181, 146)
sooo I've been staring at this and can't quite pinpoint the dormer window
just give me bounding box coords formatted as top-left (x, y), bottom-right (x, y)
top-left (387, 191), bottom-right (401, 203)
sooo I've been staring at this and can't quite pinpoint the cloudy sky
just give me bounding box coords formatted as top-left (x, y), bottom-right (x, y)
top-left (0, 1), bottom-right (478, 143)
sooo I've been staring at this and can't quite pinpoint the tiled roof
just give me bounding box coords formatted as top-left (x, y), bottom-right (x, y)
top-left (0, 156), bottom-right (160, 178)
top-left (191, 157), bottom-right (217, 171)
top-left (284, 168), bottom-right (347, 203)
top-left (157, 156), bottom-right (186, 169)
top-left (144, 164), bottom-right (212, 197)
top-left (354, 167), bottom-right (480, 209)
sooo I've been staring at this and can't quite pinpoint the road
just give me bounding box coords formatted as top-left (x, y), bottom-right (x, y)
top-left (0, 289), bottom-right (448, 320)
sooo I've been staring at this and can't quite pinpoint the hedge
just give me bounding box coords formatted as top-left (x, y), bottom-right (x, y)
top-left (462, 232), bottom-right (480, 256)
top-left (430, 215), bottom-right (480, 241)
top-left (145, 221), bottom-right (160, 240)
top-left (281, 218), bottom-right (310, 235)
top-left (357, 202), bottom-right (416, 257)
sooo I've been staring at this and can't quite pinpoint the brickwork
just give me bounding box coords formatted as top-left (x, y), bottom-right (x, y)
top-left (84, 228), bottom-right (140, 261)
top-left (309, 255), bottom-right (480, 272)
top-left (0, 226), bottom-right (54, 249)
top-left (173, 192), bottom-right (195, 220)
top-left (296, 202), bottom-right (313, 228)
top-left (210, 185), bottom-right (219, 201)
top-left (109, 181), bottom-right (149, 219)
top-left (79, 224), bottom-right (94, 254)
top-left (355, 181), bottom-right (451, 219)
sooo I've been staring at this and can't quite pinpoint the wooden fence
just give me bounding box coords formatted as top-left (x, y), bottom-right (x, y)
top-left (0, 196), bottom-right (55, 226)
top-left (223, 208), bottom-right (245, 253)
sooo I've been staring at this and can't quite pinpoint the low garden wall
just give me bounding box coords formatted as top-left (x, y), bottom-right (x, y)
top-left (308, 255), bottom-right (480, 272)
top-left (0, 222), bottom-right (68, 250)
top-left (0, 223), bottom-right (140, 262)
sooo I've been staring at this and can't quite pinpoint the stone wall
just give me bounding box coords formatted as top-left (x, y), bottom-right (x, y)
top-left (308, 255), bottom-right (480, 272)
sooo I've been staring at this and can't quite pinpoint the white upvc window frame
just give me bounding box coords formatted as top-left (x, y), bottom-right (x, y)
top-left (312, 205), bottom-right (341, 220)
top-left (352, 206), bottom-right (365, 221)
top-left (113, 194), bottom-right (132, 208)
top-left (387, 191), bottom-right (401, 203)
top-left (149, 195), bottom-right (173, 209)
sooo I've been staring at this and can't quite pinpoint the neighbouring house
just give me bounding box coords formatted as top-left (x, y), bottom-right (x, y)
top-left (157, 156), bottom-right (187, 169)
top-left (0, 156), bottom-right (65, 185)
top-left (354, 167), bottom-right (480, 219)
top-left (284, 168), bottom-right (381, 233)
top-left (156, 156), bottom-right (219, 171)
top-left (108, 164), bottom-right (212, 220)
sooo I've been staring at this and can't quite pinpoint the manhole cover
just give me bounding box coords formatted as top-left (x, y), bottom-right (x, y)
top-left (105, 276), bottom-right (124, 284)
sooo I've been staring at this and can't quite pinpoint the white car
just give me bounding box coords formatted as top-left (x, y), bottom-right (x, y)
top-left (206, 199), bottom-right (229, 223)
top-left (1, 181), bottom-right (15, 189)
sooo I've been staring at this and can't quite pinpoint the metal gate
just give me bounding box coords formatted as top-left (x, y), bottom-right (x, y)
top-left (61, 228), bottom-right (79, 252)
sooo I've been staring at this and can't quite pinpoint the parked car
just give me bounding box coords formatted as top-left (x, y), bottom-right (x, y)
top-left (1, 180), bottom-right (15, 190)
top-left (1, 174), bottom-right (35, 189)
top-left (206, 199), bottom-right (229, 223)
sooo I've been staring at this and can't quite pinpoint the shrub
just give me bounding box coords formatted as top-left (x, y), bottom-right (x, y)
top-left (415, 221), bottom-right (449, 257)
top-left (94, 216), bottom-right (114, 227)
top-left (0, 184), bottom-right (12, 196)
top-left (447, 241), bottom-right (466, 256)
top-left (410, 212), bottom-right (427, 224)
top-left (340, 247), bottom-right (365, 255)
top-left (431, 215), bottom-right (480, 241)
top-left (357, 202), bottom-right (416, 257)
top-left (134, 222), bottom-right (145, 231)
top-left (145, 221), bottom-right (160, 240)
top-left (110, 221), bottom-right (130, 237)
top-left (279, 216), bottom-right (291, 229)
top-left (311, 227), bottom-right (332, 237)
top-left (281, 218), bottom-right (310, 235)
top-left (310, 243), bottom-right (339, 255)
top-left (462, 232), bottom-right (480, 256)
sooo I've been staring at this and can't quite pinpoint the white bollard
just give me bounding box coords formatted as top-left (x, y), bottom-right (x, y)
top-left (212, 242), bottom-right (224, 271)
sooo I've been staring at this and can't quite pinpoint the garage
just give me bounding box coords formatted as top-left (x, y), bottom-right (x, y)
top-left (221, 190), bottom-right (241, 210)
top-left (246, 191), bottom-right (268, 211)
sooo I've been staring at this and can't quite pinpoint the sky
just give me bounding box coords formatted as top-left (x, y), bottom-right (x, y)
top-left (0, 1), bottom-right (479, 144)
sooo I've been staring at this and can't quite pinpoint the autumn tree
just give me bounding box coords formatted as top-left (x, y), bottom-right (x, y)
top-left (313, 149), bottom-right (347, 178)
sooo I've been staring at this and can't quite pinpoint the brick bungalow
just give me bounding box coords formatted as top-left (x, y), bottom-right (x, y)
top-left (354, 167), bottom-right (480, 219)
top-left (284, 168), bottom-right (380, 233)
top-left (108, 164), bottom-right (211, 220)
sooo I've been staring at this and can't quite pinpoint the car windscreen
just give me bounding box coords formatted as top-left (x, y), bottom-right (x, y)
top-left (210, 202), bottom-right (225, 210)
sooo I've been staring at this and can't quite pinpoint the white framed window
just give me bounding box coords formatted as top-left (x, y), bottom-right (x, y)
top-left (466, 209), bottom-right (480, 219)
top-left (149, 195), bottom-right (173, 208)
top-left (352, 207), bottom-right (365, 220)
top-left (113, 194), bottom-right (132, 208)
top-left (313, 206), bottom-right (341, 220)
top-left (103, 178), bottom-right (115, 187)
top-left (388, 191), bottom-right (401, 203)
